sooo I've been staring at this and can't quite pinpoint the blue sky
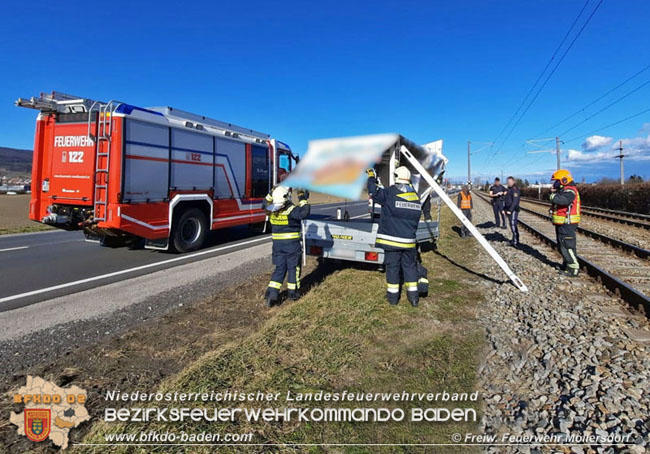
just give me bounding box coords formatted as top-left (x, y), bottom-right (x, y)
top-left (1, 0), bottom-right (649, 183)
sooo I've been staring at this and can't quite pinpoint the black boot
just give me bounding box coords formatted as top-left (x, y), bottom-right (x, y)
top-left (288, 289), bottom-right (301, 301)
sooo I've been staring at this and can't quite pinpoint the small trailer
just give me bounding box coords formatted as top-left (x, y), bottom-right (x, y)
top-left (302, 136), bottom-right (444, 265)
top-left (286, 134), bottom-right (528, 292)
top-left (304, 214), bottom-right (440, 265)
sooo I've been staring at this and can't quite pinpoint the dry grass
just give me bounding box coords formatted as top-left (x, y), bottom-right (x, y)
top-left (0, 194), bottom-right (53, 235)
top-left (80, 207), bottom-right (486, 453)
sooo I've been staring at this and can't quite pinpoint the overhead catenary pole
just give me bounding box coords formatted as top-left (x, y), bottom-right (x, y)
top-left (555, 136), bottom-right (562, 170)
top-left (614, 140), bottom-right (625, 185)
top-left (467, 141), bottom-right (471, 185)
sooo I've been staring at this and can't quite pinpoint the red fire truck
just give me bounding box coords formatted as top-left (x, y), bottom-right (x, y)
top-left (16, 92), bottom-right (298, 252)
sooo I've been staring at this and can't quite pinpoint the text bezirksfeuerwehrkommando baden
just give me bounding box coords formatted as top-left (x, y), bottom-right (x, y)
top-left (104, 390), bottom-right (479, 404)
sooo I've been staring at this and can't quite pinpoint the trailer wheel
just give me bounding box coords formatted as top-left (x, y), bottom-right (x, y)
top-left (171, 208), bottom-right (208, 253)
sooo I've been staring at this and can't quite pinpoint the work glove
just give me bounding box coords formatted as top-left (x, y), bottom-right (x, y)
top-left (297, 189), bottom-right (310, 201)
top-left (366, 168), bottom-right (376, 178)
top-left (265, 192), bottom-right (273, 203)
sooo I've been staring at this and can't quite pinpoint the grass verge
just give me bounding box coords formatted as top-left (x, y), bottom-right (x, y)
top-left (80, 207), bottom-right (486, 453)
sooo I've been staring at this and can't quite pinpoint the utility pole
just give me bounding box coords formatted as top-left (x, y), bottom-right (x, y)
top-left (614, 140), bottom-right (625, 185)
top-left (525, 137), bottom-right (561, 169)
top-left (467, 141), bottom-right (471, 185)
top-left (466, 140), bottom-right (494, 187)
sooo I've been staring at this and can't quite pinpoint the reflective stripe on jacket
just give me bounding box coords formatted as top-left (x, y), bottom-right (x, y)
top-left (263, 196), bottom-right (311, 240)
top-left (367, 177), bottom-right (421, 250)
top-left (550, 185), bottom-right (581, 225)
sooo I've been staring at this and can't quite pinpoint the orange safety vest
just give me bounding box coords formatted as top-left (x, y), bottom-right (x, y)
top-left (551, 185), bottom-right (581, 225)
top-left (460, 192), bottom-right (472, 210)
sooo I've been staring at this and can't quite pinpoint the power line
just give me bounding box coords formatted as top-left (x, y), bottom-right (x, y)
top-left (534, 62), bottom-right (650, 137)
top-left (486, 0), bottom-right (604, 169)
top-left (565, 106), bottom-right (650, 143)
top-left (487, 0), bottom-right (591, 157)
top-left (557, 77), bottom-right (650, 137)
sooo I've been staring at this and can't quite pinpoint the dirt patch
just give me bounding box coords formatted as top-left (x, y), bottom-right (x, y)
top-left (0, 194), bottom-right (53, 235)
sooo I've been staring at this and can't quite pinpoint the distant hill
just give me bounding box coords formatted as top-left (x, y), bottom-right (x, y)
top-left (0, 147), bottom-right (32, 177)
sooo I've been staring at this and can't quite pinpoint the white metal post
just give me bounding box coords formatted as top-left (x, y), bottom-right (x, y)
top-left (302, 220), bottom-right (307, 266)
top-left (399, 146), bottom-right (528, 292)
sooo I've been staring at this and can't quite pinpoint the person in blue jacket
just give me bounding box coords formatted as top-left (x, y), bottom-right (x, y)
top-left (367, 166), bottom-right (423, 307)
top-left (262, 186), bottom-right (310, 307)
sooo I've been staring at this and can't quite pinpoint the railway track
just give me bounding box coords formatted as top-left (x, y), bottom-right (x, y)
top-left (520, 196), bottom-right (650, 230)
top-left (475, 192), bottom-right (650, 316)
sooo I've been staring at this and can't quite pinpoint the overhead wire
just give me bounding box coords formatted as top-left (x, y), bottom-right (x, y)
top-left (534, 62), bottom-right (650, 137)
top-left (487, 0), bottom-right (592, 151)
top-left (485, 0), bottom-right (604, 170)
top-left (564, 106), bottom-right (650, 144)
top-left (557, 78), bottom-right (650, 137)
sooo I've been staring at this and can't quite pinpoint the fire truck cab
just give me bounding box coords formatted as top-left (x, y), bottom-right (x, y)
top-left (16, 91), bottom-right (298, 252)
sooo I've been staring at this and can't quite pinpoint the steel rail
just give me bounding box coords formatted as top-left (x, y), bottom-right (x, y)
top-left (517, 218), bottom-right (650, 317)
top-left (518, 206), bottom-right (650, 260)
top-left (475, 192), bottom-right (650, 316)
top-left (520, 196), bottom-right (650, 229)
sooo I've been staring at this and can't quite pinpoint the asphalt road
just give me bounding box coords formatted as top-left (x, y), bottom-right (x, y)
top-left (0, 200), bottom-right (368, 312)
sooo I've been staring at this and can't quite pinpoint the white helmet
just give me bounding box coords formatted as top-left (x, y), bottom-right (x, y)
top-left (272, 186), bottom-right (290, 204)
top-left (394, 166), bottom-right (411, 184)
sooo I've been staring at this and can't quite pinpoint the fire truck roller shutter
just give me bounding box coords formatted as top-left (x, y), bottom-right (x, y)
top-left (123, 119), bottom-right (169, 202)
top-left (214, 138), bottom-right (246, 200)
top-left (171, 128), bottom-right (213, 190)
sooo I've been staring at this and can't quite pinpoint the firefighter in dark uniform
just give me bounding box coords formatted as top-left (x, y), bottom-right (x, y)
top-left (367, 166), bottom-right (423, 307)
top-left (504, 176), bottom-right (521, 247)
top-left (549, 169), bottom-right (581, 277)
top-left (263, 186), bottom-right (310, 306)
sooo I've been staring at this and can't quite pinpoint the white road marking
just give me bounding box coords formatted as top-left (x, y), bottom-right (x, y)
top-left (350, 213), bottom-right (371, 219)
top-left (0, 246), bottom-right (29, 253)
top-left (0, 236), bottom-right (271, 304)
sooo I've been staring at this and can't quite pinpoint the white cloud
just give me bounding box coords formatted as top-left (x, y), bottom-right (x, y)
top-left (565, 128), bottom-right (650, 165)
top-left (582, 135), bottom-right (612, 151)
top-left (567, 148), bottom-right (611, 162)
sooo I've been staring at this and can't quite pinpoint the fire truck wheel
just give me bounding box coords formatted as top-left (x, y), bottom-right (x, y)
top-left (171, 208), bottom-right (208, 253)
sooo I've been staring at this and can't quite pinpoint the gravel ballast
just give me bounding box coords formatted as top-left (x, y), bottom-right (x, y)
top-left (471, 197), bottom-right (650, 454)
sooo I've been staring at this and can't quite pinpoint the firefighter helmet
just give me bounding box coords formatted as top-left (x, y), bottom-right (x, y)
top-left (266, 186), bottom-right (291, 212)
top-left (551, 169), bottom-right (573, 185)
top-left (272, 186), bottom-right (291, 205)
top-left (394, 166), bottom-right (411, 184)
